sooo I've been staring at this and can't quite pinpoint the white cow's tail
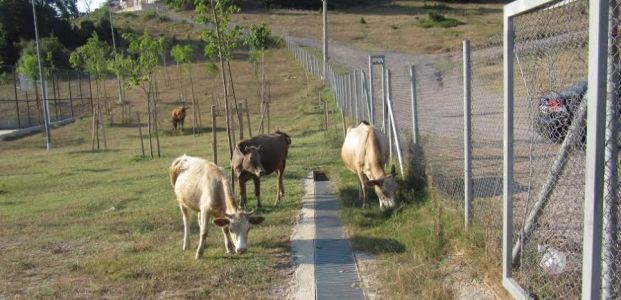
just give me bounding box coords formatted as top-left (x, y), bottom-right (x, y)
top-left (169, 155), bottom-right (189, 187)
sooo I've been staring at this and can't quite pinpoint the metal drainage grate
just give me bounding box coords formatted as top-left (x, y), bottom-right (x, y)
top-left (313, 180), bottom-right (364, 299)
top-left (313, 170), bottom-right (329, 181)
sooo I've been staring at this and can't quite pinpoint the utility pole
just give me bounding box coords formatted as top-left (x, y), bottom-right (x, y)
top-left (109, 6), bottom-right (124, 105)
top-left (31, 0), bottom-right (51, 150)
top-left (322, 0), bottom-right (328, 82)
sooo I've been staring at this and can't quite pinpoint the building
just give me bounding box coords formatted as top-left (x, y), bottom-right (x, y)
top-left (118, 0), bottom-right (160, 12)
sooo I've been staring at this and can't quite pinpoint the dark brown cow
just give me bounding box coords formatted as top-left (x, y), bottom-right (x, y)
top-left (231, 131), bottom-right (291, 208)
top-left (171, 106), bottom-right (187, 132)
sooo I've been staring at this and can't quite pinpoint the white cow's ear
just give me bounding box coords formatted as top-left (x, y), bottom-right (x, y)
top-left (249, 216), bottom-right (265, 225)
top-left (213, 218), bottom-right (230, 227)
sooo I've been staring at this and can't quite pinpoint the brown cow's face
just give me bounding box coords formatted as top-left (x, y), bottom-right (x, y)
top-left (214, 211), bottom-right (265, 254)
top-left (242, 146), bottom-right (266, 177)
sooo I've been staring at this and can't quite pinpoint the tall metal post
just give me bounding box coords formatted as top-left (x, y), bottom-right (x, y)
top-left (386, 69), bottom-right (404, 176)
top-left (109, 7), bottom-right (123, 105)
top-left (463, 40), bottom-right (473, 230)
top-left (502, 8), bottom-right (515, 287)
top-left (354, 70), bottom-right (359, 123)
top-left (603, 2), bottom-right (620, 298)
top-left (409, 66), bottom-right (418, 145)
top-left (368, 56), bottom-right (375, 125)
top-left (323, 0), bottom-right (328, 81)
top-left (381, 63), bottom-right (387, 132)
top-left (31, 0), bottom-right (51, 150)
top-left (582, 0), bottom-right (608, 298)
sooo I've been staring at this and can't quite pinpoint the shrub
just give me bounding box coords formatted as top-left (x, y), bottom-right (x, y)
top-left (143, 11), bottom-right (158, 21)
top-left (360, 17), bottom-right (367, 24)
top-left (417, 12), bottom-right (464, 28)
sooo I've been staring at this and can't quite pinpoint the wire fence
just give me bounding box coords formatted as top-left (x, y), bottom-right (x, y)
top-left (285, 0), bottom-right (621, 294)
top-left (0, 65), bottom-right (93, 130)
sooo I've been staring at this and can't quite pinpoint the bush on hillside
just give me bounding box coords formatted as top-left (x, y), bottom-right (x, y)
top-left (417, 12), bottom-right (464, 28)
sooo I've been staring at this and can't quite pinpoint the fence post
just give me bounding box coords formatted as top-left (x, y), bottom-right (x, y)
top-left (362, 71), bottom-right (372, 122)
top-left (582, 0), bottom-right (608, 298)
top-left (502, 9), bottom-right (515, 287)
top-left (67, 70), bottom-right (74, 117)
top-left (354, 70), bottom-right (359, 124)
top-left (136, 112), bottom-right (145, 158)
top-left (368, 56), bottom-right (375, 125)
top-left (386, 69), bottom-right (404, 177)
top-left (409, 66), bottom-right (418, 145)
top-left (463, 40), bottom-right (473, 230)
top-left (212, 105), bottom-right (218, 164)
top-left (603, 1), bottom-right (620, 297)
top-left (12, 66), bottom-right (21, 128)
top-left (381, 63), bottom-right (387, 132)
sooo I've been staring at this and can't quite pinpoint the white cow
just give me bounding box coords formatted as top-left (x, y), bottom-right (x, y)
top-left (169, 155), bottom-right (265, 259)
top-left (341, 121), bottom-right (398, 209)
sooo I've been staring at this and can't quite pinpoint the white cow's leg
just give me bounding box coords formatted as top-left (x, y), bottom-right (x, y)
top-left (195, 210), bottom-right (209, 259)
top-left (358, 173), bottom-right (369, 208)
top-left (179, 204), bottom-right (190, 250)
top-left (221, 227), bottom-right (234, 254)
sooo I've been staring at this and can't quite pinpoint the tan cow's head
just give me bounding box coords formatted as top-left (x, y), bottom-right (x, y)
top-left (236, 141), bottom-right (266, 177)
top-left (366, 166), bottom-right (398, 209)
top-left (214, 210), bottom-right (265, 254)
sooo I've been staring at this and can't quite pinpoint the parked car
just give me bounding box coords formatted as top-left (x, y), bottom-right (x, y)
top-left (535, 80), bottom-right (587, 143)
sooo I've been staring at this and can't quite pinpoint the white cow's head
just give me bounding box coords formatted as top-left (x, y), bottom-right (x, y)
top-left (214, 210), bottom-right (265, 254)
top-left (367, 166), bottom-right (398, 209)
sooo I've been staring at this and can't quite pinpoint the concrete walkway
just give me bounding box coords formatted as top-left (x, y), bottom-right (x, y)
top-left (290, 173), bottom-right (364, 300)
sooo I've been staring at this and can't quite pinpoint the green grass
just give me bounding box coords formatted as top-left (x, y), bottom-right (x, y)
top-left (0, 47), bottom-right (345, 298)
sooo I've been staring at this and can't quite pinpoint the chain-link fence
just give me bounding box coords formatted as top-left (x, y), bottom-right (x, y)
top-left (285, 0), bottom-right (621, 293)
top-left (0, 65), bottom-right (93, 130)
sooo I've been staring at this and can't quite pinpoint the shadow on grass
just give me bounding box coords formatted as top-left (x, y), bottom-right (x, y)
top-left (350, 236), bottom-right (406, 254)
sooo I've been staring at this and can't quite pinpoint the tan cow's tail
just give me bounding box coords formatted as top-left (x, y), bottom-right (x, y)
top-left (169, 156), bottom-right (188, 187)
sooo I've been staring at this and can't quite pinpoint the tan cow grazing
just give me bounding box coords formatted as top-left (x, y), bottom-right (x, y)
top-left (341, 121), bottom-right (398, 209)
top-left (171, 106), bottom-right (186, 132)
top-left (169, 155), bottom-right (265, 259)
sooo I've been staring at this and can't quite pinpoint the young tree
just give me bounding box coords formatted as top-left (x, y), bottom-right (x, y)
top-left (69, 32), bottom-right (111, 151)
top-left (170, 43), bottom-right (200, 134)
top-left (245, 24), bottom-right (272, 135)
top-left (196, 0), bottom-right (244, 146)
top-left (122, 31), bottom-right (162, 158)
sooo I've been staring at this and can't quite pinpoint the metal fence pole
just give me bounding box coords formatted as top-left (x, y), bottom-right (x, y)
top-left (354, 70), bottom-right (359, 123)
top-left (386, 69), bottom-right (404, 176)
top-left (502, 8), bottom-right (515, 289)
top-left (582, 0), bottom-right (608, 298)
top-left (409, 66), bottom-right (418, 145)
top-left (362, 71), bottom-right (372, 122)
top-left (603, 1), bottom-right (620, 296)
top-left (381, 63), bottom-right (386, 132)
top-left (463, 40), bottom-right (473, 230)
top-left (67, 70), bottom-right (74, 117)
top-left (12, 66), bottom-right (21, 128)
top-left (368, 56), bottom-right (375, 125)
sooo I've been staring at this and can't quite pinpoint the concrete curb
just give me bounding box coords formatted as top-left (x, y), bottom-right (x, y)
top-left (0, 116), bottom-right (82, 141)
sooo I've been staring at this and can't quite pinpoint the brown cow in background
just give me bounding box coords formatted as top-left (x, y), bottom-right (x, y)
top-left (231, 131), bottom-right (291, 208)
top-left (171, 106), bottom-right (187, 132)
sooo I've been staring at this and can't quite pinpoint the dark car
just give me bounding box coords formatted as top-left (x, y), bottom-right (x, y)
top-left (536, 80), bottom-right (587, 143)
